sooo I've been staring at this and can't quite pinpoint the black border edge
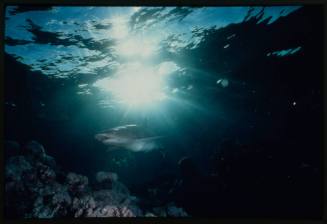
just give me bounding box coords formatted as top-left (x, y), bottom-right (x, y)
top-left (1, 1), bottom-right (326, 224)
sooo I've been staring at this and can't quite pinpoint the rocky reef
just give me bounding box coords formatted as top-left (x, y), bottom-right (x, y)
top-left (5, 140), bottom-right (188, 218)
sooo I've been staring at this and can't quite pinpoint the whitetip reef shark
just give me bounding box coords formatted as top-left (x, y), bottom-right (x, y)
top-left (95, 124), bottom-right (164, 153)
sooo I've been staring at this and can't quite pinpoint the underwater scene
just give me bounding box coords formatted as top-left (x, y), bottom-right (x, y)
top-left (4, 5), bottom-right (323, 218)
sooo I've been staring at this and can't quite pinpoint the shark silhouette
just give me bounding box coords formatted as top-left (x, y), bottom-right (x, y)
top-left (95, 124), bottom-right (163, 152)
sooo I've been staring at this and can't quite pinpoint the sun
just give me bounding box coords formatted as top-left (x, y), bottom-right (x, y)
top-left (116, 37), bottom-right (156, 58)
top-left (93, 13), bottom-right (179, 109)
top-left (93, 63), bottom-right (168, 107)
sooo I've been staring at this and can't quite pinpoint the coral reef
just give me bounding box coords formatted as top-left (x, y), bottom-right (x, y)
top-left (166, 203), bottom-right (189, 217)
top-left (96, 171), bottom-right (118, 183)
top-left (95, 171), bottom-right (118, 190)
top-left (66, 172), bottom-right (89, 195)
top-left (151, 203), bottom-right (188, 217)
top-left (5, 140), bottom-right (188, 218)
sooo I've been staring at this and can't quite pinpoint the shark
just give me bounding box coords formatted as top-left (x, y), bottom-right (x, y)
top-left (95, 124), bottom-right (164, 152)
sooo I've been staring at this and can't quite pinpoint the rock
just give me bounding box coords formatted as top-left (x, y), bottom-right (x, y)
top-left (32, 183), bottom-right (71, 218)
top-left (96, 171), bottom-right (118, 183)
top-left (112, 181), bottom-right (130, 197)
top-left (52, 186), bottom-right (71, 206)
top-left (33, 202), bottom-right (55, 218)
top-left (42, 155), bottom-right (56, 168)
top-left (93, 189), bottom-right (120, 206)
top-left (153, 206), bottom-right (167, 217)
top-left (72, 195), bottom-right (96, 217)
top-left (5, 140), bottom-right (178, 218)
top-left (24, 141), bottom-right (46, 161)
top-left (87, 205), bottom-right (120, 217)
top-left (95, 171), bottom-right (118, 189)
top-left (166, 203), bottom-right (188, 217)
top-left (37, 163), bottom-right (56, 183)
top-left (124, 205), bottom-right (143, 217)
top-left (66, 172), bottom-right (89, 195)
top-left (71, 191), bottom-right (142, 217)
top-left (85, 205), bottom-right (138, 217)
top-left (151, 203), bottom-right (189, 217)
top-left (5, 156), bottom-right (33, 182)
top-left (145, 212), bottom-right (156, 217)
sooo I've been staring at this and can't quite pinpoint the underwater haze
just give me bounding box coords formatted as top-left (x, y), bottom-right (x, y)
top-left (4, 5), bottom-right (323, 218)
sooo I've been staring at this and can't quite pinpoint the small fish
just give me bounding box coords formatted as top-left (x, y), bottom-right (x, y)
top-left (95, 124), bottom-right (164, 153)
